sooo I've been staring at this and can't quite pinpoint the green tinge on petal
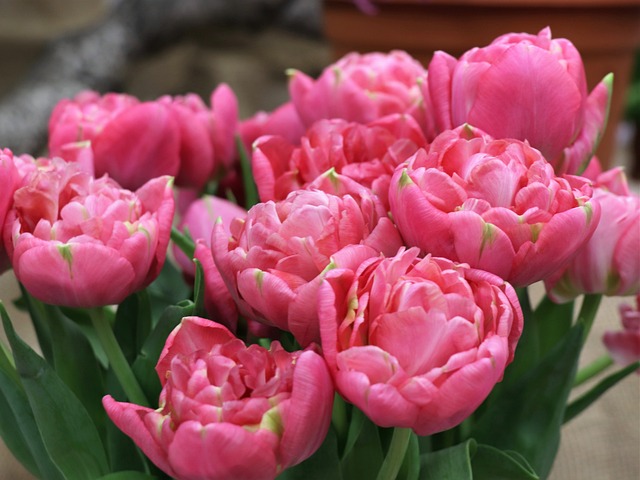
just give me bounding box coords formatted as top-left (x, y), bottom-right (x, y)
top-left (255, 269), bottom-right (265, 291)
top-left (57, 244), bottom-right (73, 277)
top-left (479, 222), bottom-right (497, 254)
top-left (399, 169), bottom-right (414, 188)
top-left (260, 406), bottom-right (284, 437)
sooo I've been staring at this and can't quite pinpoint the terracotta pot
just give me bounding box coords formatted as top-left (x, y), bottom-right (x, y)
top-left (323, 0), bottom-right (640, 168)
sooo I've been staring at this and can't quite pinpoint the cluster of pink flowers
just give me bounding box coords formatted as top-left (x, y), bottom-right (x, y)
top-left (1, 27), bottom-right (638, 480)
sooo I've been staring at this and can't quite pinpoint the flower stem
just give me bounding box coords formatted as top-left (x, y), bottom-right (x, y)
top-left (573, 354), bottom-right (614, 387)
top-left (171, 226), bottom-right (195, 259)
top-left (89, 308), bottom-right (149, 407)
top-left (376, 428), bottom-right (413, 480)
top-left (577, 294), bottom-right (602, 344)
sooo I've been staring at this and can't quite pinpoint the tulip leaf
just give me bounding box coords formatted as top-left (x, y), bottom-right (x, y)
top-left (470, 323), bottom-right (583, 479)
top-left (97, 472), bottom-right (158, 479)
top-left (45, 304), bottom-right (107, 441)
top-left (192, 258), bottom-right (206, 318)
top-left (146, 260), bottom-right (191, 321)
top-left (533, 295), bottom-right (574, 356)
top-left (236, 134), bottom-right (259, 209)
top-left (340, 409), bottom-right (385, 480)
top-left (564, 361), bottom-right (640, 423)
top-left (277, 426), bottom-right (342, 480)
top-left (115, 291), bottom-right (152, 363)
top-left (2, 311), bottom-right (110, 479)
top-left (419, 439), bottom-right (475, 480)
top-left (132, 302), bottom-right (194, 402)
top-left (18, 283), bottom-right (54, 364)
top-left (398, 430), bottom-right (420, 480)
top-left (471, 444), bottom-right (539, 479)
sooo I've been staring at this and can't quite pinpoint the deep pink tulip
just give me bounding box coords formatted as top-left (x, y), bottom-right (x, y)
top-left (239, 101), bottom-right (306, 153)
top-left (603, 296), bottom-right (640, 372)
top-left (4, 162), bottom-right (174, 307)
top-left (212, 188), bottom-right (403, 346)
top-left (425, 27), bottom-right (611, 174)
top-left (388, 125), bottom-right (600, 287)
top-left (103, 316), bottom-right (334, 480)
top-left (252, 114), bottom-right (426, 206)
top-left (545, 173), bottom-right (639, 302)
top-left (289, 50), bottom-right (428, 130)
top-left (319, 247), bottom-right (523, 435)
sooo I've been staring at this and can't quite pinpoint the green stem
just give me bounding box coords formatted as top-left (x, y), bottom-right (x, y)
top-left (235, 134), bottom-right (259, 209)
top-left (171, 226), bottom-right (195, 259)
top-left (331, 393), bottom-right (348, 447)
top-left (89, 308), bottom-right (149, 407)
top-left (376, 428), bottom-right (413, 480)
top-left (573, 354), bottom-right (614, 387)
top-left (577, 294), bottom-right (602, 344)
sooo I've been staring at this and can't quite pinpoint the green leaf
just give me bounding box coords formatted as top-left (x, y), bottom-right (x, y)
top-left (533, 295), bottom-right (574, 356)
top-left (277, 426), bottom-right (342, 480)
top-left (398, 430), bottom-right (420, 480)
top-left (419, 439), bottom-right (475, 480)
top-left (564, 361), bottom-right (640, 423)
top-left (2, 310), bottom-right (110, 479)
top-left (97, 472), bottom-right (158, 479)
top-left (18, 283), bottom-right (54, 364)
top-left (45, 304), bottom-right (107, 441)
top-left (471, 444), bottom-right (539, 480)
top-left (340, 409), bottom-right (385, 480)
top-left (132, 302), bottom-right (194, 402)
top-left (471, 324), bottom-right (584, 479)
top-left (0, 304), bottom-right (64, 479)
top-left (192, 259), bottom-right (206, 318)
top-left (341, 404), bottom-right (366, 460)
top-left (146, 261), bottom-right (191, 322)
top-left (114, 291), bottom-right (152, 364)
top-left (236, 134), bottom-right (259, 209)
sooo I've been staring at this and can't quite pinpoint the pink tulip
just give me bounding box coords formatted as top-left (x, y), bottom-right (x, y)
top-left (239, 101), bottom-right (306, 152)
top-left (603, 296), bottom-right (640, 371)
top-left (0, 149), bottom-right (21, 273)
top-left (319, 247), bottom-right (523, 435)
top-left (289, 50), bottom-right (428, 130)
top-left (252, 114), bottom-right (426, 207)
top-left (212, 187), bottom-right (403, 346)
top-left (425, 27), bottom-right (611, 174)
top-left (545, 175), bottom-right (639, 302)
top-left (103, 316), bottom-right (334, 480)
top-left (173, 194), bottom-right (247, 277)
top-left (388, 125), bottom-right (600, 287)
top-left (4, 160), bottom-right (174, 307)
top-left (48, 85), bottom-right (239, 190)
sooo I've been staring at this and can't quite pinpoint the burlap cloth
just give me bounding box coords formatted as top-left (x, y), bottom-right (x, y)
top-left (0, 1), bottom-right (638, 478)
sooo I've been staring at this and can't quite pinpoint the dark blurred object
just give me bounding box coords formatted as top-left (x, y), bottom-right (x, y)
top-left (626, 51), bottom-right (640, 179)
top-left (323, 0), bottom-right (640, 170)
top-left (0, 0), bottom-right (323, 154)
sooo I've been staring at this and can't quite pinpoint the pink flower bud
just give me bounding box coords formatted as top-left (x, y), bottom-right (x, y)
top-left (104, 317), bottom-right (334, 480)
top-left (603, 296), bottom-right (640, 372)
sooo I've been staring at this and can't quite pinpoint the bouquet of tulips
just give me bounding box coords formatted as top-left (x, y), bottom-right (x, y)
top-left (1, 27), bottom-right (638, 480)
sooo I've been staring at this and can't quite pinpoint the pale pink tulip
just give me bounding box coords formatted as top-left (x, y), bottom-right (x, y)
top-left (425, 27), bottom-right (611, 174)
top-left (103, 316), bottom-right (334, 480)
top-left (545, 178), bottom-right (639, 302)
top-left (603, 296), bottom-right (640, 371)
top-left (289, 50), bottom-right (428, 130)
top-left (388, 125), bottom-right (600, 287)
top-left (4, 162), bottom-right (174, 307)
top-left (212, 188), bottom-right (403, 346)
top-left (319, 247), bottom-right (523, 435)
top-left (252, 114), bottom-right (426, 206)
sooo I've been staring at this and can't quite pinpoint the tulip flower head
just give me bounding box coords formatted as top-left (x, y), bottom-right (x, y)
top-left (389, 125), bottom-right (600, 287)
top-left (104, 317), bottom-right (334, 480)
top-left (319, 248), bottom-right (523, 435)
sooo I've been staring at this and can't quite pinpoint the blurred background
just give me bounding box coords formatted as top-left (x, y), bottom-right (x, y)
top-left (0, 0), bottom-right (638, 479)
